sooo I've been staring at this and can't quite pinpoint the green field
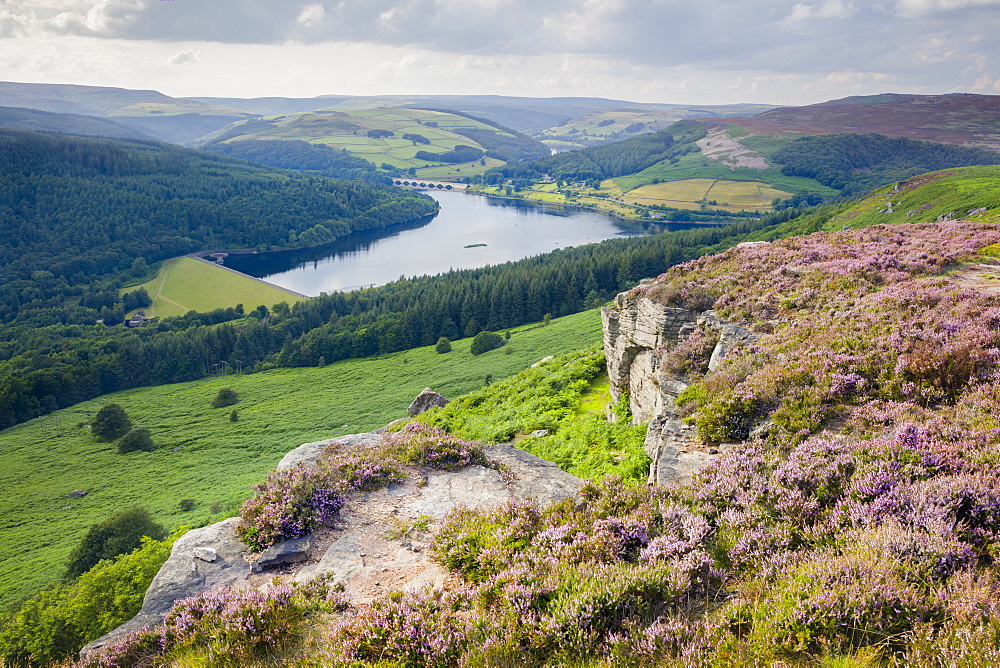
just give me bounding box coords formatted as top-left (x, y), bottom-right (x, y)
top-left (613, 150), bottom-right (836, 196)
top-left (129, 257), bottom-right (305, 318)
top-left (623, 178), bottom-right (792, 212)
top-left (216, 108), bottom-right (509, 177)
top-left (0, 310), bottom-right (603, 606)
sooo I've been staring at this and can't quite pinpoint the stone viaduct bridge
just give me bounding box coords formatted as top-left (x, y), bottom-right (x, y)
top-left (393, 179), bottom-right (468, 191)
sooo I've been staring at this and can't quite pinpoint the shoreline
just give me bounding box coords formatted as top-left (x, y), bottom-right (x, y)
top-left (468, 191), bottom-right (735, 227)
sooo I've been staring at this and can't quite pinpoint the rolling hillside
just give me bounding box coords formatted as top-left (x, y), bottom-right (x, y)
top-left (201, 107), bottom-right (549, 179)
top-left (0, 82), bottom-right (256, 145)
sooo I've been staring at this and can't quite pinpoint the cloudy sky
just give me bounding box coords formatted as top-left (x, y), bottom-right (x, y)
top-left (1, 0), bottom-right (999, 105)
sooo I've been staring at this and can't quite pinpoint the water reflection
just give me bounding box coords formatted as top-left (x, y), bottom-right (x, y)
top-left (225, 191), bottom-right (700, 296)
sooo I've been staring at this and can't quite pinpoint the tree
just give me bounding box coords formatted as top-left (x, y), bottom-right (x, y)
top-left (91, 403), bottom-right (131, 442)
top-left (65, 506), bottom-right (166, 579)
top-left (129, 256), bottom-right (149, 278)
top-left (470, 331), bottom-right (505, 355)
top-left (212, 387), bottom-right (239, 408)
top-left (118, 428), bottom-right (154, 454)
top-left (435, 337), bottom-right (452, 354)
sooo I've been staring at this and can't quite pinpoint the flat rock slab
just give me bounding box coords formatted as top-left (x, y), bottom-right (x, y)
top-left (276, 432), bottom-right (384, 471)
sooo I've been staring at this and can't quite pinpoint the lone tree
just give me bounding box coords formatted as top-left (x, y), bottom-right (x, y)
top-left (65, 506), bottom-right (165, 579)
top-left (470, 331), bottom-right (505, 356)
top-left (212, 387), bottom-right (239, 408)
top-left (91, 403), bottom-right (131, 442)
top-left (435, 337), bottom-right (452, 354)
top-left (118, 428), bottom-right (154, 454)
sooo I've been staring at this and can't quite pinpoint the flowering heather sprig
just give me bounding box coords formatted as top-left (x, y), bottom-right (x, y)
top-left (326, 588), bottom-right (471, 666)
top-left (80, 580), bottom-right (345, 667)
top-left (659, 326), bottom-right (719, 377)
top-left (330, 456), bottom-right (405, 491)
top-left (740, 552), bottom-right (938, 655)
top-left (75, 627), bottom-right (163, 667)
top-left (160, 582), bottom-right (344, 662)
top-left (606, 616), bottom-right (723, 666)
top-left (383, 422), bottom-right (492, 471)
top-left (236, 464), bottom-right (346, 551)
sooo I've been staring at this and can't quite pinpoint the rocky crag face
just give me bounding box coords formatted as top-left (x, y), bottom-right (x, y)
top-left (602, 281), bottom-right (757, 485)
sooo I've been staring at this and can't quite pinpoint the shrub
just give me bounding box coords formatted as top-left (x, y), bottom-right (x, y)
top-left (736, 552), bottom-right (939, 656)
top-left (66, 507), bottom-right (166, 579)
top-left (229, 409), bottom-right (238, 422)
top-left (470, 331), bottom-right (504, 355)
top-left (117, 428), bottom-right (154, 454)
top-left (91, 403), bottom-right (131, 441)
top-left (330, 456), bottom-right (405, 491)
top-left (211, 387), bottom-right (239, 408)
top-left (435, 336), bottom-right (452, 353)
top-left (178, 498), bottom-right (196, 512)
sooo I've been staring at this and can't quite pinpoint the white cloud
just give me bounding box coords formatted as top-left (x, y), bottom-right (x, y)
top-left (168, 49), bottom-right (201, 66)
top-left (786, 1), bottom-right (856, 21)
top-left (0, 0), bottom-right (998, 107)
top-left (970, 73), bottom-right (1000, 91)
top-left (297, 4), bottom-right (325, 27)
top-left (896, 0), bottom-right (1000, 16)
top-left (822, 70), bottom-right (892, 84)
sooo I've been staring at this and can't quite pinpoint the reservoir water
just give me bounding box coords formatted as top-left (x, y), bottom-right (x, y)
top-left (225, 191), bottom-right (690, 296)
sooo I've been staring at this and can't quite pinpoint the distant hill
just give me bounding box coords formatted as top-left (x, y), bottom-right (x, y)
top-left (536, 104), bottom-right (775, 151)
top-left (200, 107), bottom-right (550, 180)
top-left (0, 81), bottom-right (173, 116)
top-left (0, 82), bottom-right (255, 145)
top-left (477, 111), bottom-right (1000, 219)
top-left (187, 94), bottom-right (706, 134)
top-left (0, 106), bottom-right (155, 140)
top-left (708, 93), bottom-right (1000, 150)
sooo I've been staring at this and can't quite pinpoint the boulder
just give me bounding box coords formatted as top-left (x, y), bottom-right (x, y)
top-left (407, 388), bottom-right (448, 417)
